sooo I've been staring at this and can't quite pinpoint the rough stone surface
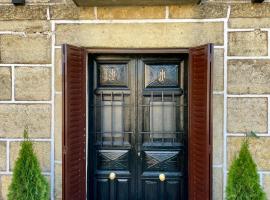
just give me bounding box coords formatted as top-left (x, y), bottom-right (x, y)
top-left (263, 174), bottom-right (270, 199)
top-left (169, 4), bottom-right (227, 19)
top-left (230, 4), bottom-right (270, 18)
top-left (227, 137), bottom-right (270, 170)
top-left (97, 6), bottom-right (165, 19)
top-left (228, 31), bottom-right (268, 56)
top-left (228, 60), bottom-right (270, 94)
top-left (0, 67), bottom-right (11, 100)
top-left (56, 23), bottom-right (224, 47)
top-left (10, 141), bottom-right (51, 172)
top-left (0, 35), bottom-right (51, 64)
top-left (0, 142), bottom-right (6, 171)
top-left (0, 104), bottom-right (51, 138)
top-left (213, 95), bottom-right (223, 165)
top-left (213, 48), bottom-right (224, 91)
top-left (0, 21), bottom-right (50, 33)
top-left (229, 18), bottom-right (270, 29)
top-left (49, 5), bottom-right (95, 19)
top-left (15, 67), bottom-right (51, 101)
top-left (227, 98), bottom-right (268, 133)
top-left (55, 94), bottom-right (62, 161)
top-left (0, 176), bottom-right (11, 200)
top-left (55, 48), bottom-right (62, 92)
top-left (0, 6), bottom-right (47, 20)
top-left (213, 167), bottom-right (223, 200)
top-left (55, 163), bottom-right (62, 200)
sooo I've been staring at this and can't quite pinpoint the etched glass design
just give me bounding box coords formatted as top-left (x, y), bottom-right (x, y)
top-left (99, 64), bottom-right (127, 87)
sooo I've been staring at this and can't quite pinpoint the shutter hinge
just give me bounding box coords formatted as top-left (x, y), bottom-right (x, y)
top-left (63, 146), bottom-right (68, 154)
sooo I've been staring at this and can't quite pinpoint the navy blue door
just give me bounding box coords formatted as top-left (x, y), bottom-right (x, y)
top-left (88, 54), bottom-right (188, 200)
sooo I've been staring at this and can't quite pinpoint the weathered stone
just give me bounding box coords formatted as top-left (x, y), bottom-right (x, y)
top-left (0, 67), bottom-right (11, 100)
top-left (97, 6), bottom-right (165, 19)
top-left (0, 142), bottom-right (6, 171)
top-left (230, 4), bottom-right (270, 18)
top-left (213, 167), bottom-right (223, 200)
top-left (213, 95), bottom-right (223, 165)
top-left (10, 142), bottom-right (51, 172)
top-left (263, 174), bottom-right (270, 199)
top-left (0, 21), bottom-right (50, 33)
top-left (0, 35), bottom-right (51, 64)
top-left (55, 163), bottom-right (62, 200)
top-left (56, 23), bottom-right (224, 47)
top-left (169, 4), bottom-right (227, 19)
top-left (55, 94), bottom-right (62, 161)
top-left (49, 5), bottom-right (95, 19)
top-left (213, 48), bottom-right (224, 91)
top-left (228, 60), bottom-right (270, 94)
top-left (0, 104), bottom-right (51, 138)
top-left (15, 67), bottom-right (51, 101)
top-left (0, 176), bottom-right (11, 200)
top-left (0, 6), bottom-right (47, 20)
top-left (229, 18), bottom-right (270, 29)
top-left (227, 98), bottom-right (268, 133)
top-left (55, 48), bottom-right (62, 92)
top-left (227, 137), bottom-right (270, 170)
top-left (228, 31), bottom-right (268, 56)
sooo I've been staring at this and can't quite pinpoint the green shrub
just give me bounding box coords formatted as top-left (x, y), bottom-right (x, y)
top-left (8, 128), bottom-right (49, 200)
top-left (226, 134), bottom-right (266, 200)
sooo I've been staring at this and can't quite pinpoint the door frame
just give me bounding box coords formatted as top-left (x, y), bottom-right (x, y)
top-left (65, 46), bottom-right (212, 200)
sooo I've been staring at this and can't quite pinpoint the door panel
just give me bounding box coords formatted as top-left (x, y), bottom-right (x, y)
top-left (89, 54), bottom-right (188, 200)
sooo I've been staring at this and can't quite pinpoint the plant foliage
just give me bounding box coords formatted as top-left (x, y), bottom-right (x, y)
top-left (226, 133), bottom-right (266, 200)
top-left (8, 128), bottom-right (49, 200)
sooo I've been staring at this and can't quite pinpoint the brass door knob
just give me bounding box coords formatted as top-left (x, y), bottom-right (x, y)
top-left (159, 173), bottom-right (166, 182)
top-left (109, 172), bottom-right (116, 180)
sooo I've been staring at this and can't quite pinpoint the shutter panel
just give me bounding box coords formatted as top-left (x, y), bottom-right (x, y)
top-left (188, 44), bottom-right (213, 200)
top-left (62, 44), bottom-right (86, 200)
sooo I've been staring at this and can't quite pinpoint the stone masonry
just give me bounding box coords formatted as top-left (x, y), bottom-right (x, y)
top-left (0, 1), bottom-right (270, 200)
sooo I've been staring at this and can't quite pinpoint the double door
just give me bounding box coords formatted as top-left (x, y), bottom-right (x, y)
top-left (88, 54), bottom-right (188, 200)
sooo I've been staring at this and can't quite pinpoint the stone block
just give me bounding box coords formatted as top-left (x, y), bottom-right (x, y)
top-left (10, 142), bottom-right (51, 172)
top-left (0, 6), bottom-right (47, 20)
top-left (0, 104), bottom-right (51, 138)
top-left (227, 137), bottom-right (270, 170)
top-left (0, 176), bottom-right (11, 200)
top-left (0, 21), bottom-right (50, 33)
top-left (263, 174), bottom-right (270, 199)
top-left (230, 4), bottom-right (270, 18)
top-left (97, 6), bottom-right (165, 19)
top-left (0, 35), bottom-right (51, 64)
top-left (0, 142), bottom-right (6, 171)
top-left (229, 18), bottom-right (270, 29)
top-left (228, 60), bottom-right (270, 94)
top-left (227, 98), bottom-right (268, 133)
top-left (213, 48), bottom-right (224, 91)
top-left (55, 48), bottom-right (62, 92)
top-left (0, 67), bottom-right (11, 100)
top-left (228, 31), bottom-right (268, 56)
top-left (54, 163), bottom-right (62, 200)
top-left (55, 94), bottom-right (62, 161)
top-left (15, 67), bottom-right (51, 101)
top-left (213, 95), bottom-right (223, 165)
top-left (56, 23), bottom-right (224, 47)
top-left (213, 167), bottom-right (223, 200)
top-left (169, 4), bottom-right (227, 19)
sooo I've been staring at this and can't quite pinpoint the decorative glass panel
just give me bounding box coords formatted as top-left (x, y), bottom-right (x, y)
top-left (99, 64), bottom-right (127, 87)
top-left (150, 102), bottom-right (176, 138)
top-left (145, 64), bottom-right (179, 88)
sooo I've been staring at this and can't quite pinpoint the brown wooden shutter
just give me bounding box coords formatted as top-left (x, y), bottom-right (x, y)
top-left (62, 44), bottom-right (86, 200)
top-left (188, 44), bottom-right (213, 200)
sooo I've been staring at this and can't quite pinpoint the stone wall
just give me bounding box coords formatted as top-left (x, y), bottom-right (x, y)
top-left (0, 1), bottom-right (270, 200)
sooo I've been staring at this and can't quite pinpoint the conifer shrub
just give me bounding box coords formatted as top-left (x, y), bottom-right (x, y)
top-left (226, 132), bottom-right (266, 200)
top-left (8, 128), bottom-right (49, 200)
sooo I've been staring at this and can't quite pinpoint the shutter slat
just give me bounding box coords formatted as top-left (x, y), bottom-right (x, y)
top-left (188, 44), bottom-right (213, 200)
top-left (63, 44), bottom-right (86, 200)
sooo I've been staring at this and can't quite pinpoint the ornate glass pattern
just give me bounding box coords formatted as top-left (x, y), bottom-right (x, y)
top-left (144, 64), bottom-right (179, 88)
top-left (99, 64), bottom-right (127, 87)
top-left (97, 150), bottom-right (129, 170)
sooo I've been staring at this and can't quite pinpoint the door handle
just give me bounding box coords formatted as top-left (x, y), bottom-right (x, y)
top-left (137, 152), bottom-right (140, 157)
top-left (159, 173), bottom-right (166, 182)
top-left (109, 172), bottom-right (116, 181)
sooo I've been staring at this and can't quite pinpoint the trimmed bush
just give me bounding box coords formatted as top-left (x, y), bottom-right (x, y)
top-left (226, 135), bottom-right (266, 200)
top-left (8, 128), bottom-right (49, 200)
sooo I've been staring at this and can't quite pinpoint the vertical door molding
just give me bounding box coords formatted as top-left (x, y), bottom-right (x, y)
top-left (188, 44), bottom-right (213, 200)
top-left (62, 44), bottom-right (87, 200)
